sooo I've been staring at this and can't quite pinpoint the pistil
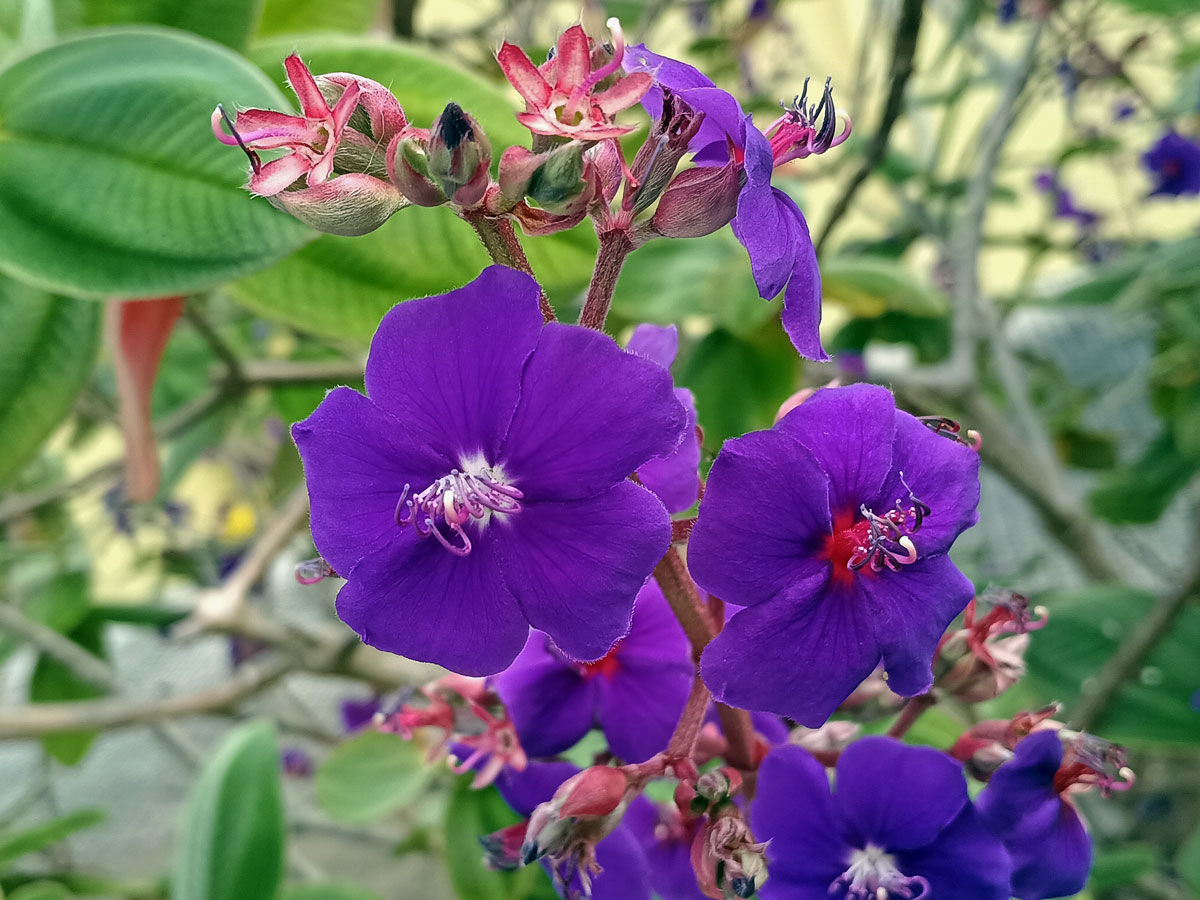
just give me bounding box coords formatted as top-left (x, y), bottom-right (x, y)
top-left (396, 466), bottom-right (522, 555)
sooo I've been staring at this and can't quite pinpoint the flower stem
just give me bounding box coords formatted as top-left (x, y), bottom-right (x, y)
top-left (886, 693), bottom-right (936, 739)
top-left (578, 229), bottom-right (633, 331)
top-left (462, 211), bottom-right (555, 322)
top-left (653, 546), bottom-right (714, 661)
top-left (666, 676), bottom-right (711, 759)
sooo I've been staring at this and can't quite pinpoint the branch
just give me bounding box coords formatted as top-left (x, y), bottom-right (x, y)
top-left (0, 603), bottom-right (115, 690)
top-left (0, 656), bottom-right (294, 738)
top-left (814, 0), bottom-right (924, 255)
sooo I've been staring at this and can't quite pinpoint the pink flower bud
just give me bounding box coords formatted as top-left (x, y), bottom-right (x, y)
top-left (651, 162), bottom-right (741, 239)
top-left (558, 766), bottom-right (629, 818)
top-left (269, 172), bottom-right (406, 236)
top-left (691, 810), bottom-right (768, 900)
top-left (935, 590), bottom-right (1047, 704)
top-left (426, 102), bottom-right (491, 207)
top-left (387, 134), bottom-right (447, 207)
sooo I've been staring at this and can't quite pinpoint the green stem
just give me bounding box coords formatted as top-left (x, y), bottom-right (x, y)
top-left (578, 230), bottom-right (633, 331)
top-left (462, 211), bottom-right (555, 322)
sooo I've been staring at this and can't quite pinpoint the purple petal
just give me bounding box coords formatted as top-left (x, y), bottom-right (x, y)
top-left (493, 481), bottom-right (671, 662)
top-left (495, 759), bottom-right (579, 816)
top-left (500, 324), bottom-right (687, 502)
top-left (774, 192), bottom-right (827, 361)
top-left (583, 823), bottom-right (653, 900)
top-left (335, 531), bottom-right (528, 676)
top-left (753, 745), bottom-right (847, 888)
top-left (833, 737), bottom-right (967, 851)
top-left (701, 577), bottom-right (880, 727)
top-left (340, 696), bottom-right (380, 733)
top-left (895, 805), bottom-right (1013, 900)
top-left (731, 134), bottom-right (793, 300)
top-left (623, 799), bottom-right (704, 900)
top-left (494, 633), bottom-right (598, 759)
top-left (638, 388), bottom-right (701, 513)
top-left (859, 555), bottom-right (975, 698)
top-left (774, 384), bottom-right (897, 517)
top-left (292, 387), bottom-right (448, 575)
top-left (626, 323), bottom-right (679, 368)
top-left (598, 662), bottom-right (692, 764)
top-left (872, 410), bottom-right (981, 558)
top-left (625, 44), bottom-right (716, 92)
top-left (363, 265), bottom-right (543, 462)
top-left (687, 429), bottom-right (832, 607)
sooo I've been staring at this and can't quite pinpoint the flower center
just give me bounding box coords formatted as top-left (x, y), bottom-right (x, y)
top-left (579, 642), bottom-right (622, 680)
top-left (396, 462), bottom-right (522, 556)
top-left (831, 845), bottom-right (930, 900)
top-left (824, 479), bottom-right (929, 583)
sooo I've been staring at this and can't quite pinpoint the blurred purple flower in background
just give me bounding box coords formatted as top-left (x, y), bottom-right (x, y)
top-left (1143, 131), bottom-right (1200, 196)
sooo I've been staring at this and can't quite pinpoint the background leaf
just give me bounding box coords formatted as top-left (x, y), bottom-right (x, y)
top-left (0, 809), bottom-right (104, 866)
top-left (256, 0), bottom-right (381, 37)
top-left (28, 616), bottom-right (108, 765)
top-left (1025, 586), bottom-right (1200, 746)
top-left (442, 778), bottom-right (547, 900)
top-left (315, 730), bottom-right (428, 823)
top-left (52, 0), bottom-right (262, 50)
top-left (0, 279), bottom-right (100, 488)
top-left (0, 27), bottom-right (312, 298)
top-left (171, 720), bottom-right (285, 900)
top-left (280, 884), bottom-right (387, 900)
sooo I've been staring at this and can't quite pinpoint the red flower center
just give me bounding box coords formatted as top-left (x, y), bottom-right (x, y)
top-left (580, 642), bottom-right (622, 680)
top-left (823, 511), bottom-right (874, 585)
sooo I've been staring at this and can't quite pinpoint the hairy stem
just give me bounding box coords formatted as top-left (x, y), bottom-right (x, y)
top-left (666, 676), bottom-right (711, 759)
top-left (462, 211), bottom-right (555, 322)
top-left (578, 230), bottom-right (633, 331)
top-left (653, 546), bottom-right (715, 660)
top-left (886, 693), bottom-right (936, 739)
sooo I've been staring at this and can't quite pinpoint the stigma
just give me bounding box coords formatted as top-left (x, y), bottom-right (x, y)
top-left (396, 463), bottom-right (522, 556)
top-left (831, 845), bottom-right (930, 900)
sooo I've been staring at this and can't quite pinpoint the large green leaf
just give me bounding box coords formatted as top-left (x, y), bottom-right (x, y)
top-left (28, 616), bottom-right (107, 765)
top-left (230, 205), bottom-right (595, 342)
top-left (249, 36), bottom-right (528, 149)
top-left (0, 28), bottom-right (312, 298)
top-left (315, 730), bottom-right (428, 823)
top-left (1025, 586), bottom-right (1200, 746)
top-left (257, 0), bottom-right (381, 37)
top-left (172, 720), bottom-right (285, 900)
top-left (52, 0), bottom-right (262, 50)
top-left (820, 256), bottom-right (949, 318)
top-left (0, 808), bottom-right (104, 866)
top-left (0, 279), bottom-right (100, 488)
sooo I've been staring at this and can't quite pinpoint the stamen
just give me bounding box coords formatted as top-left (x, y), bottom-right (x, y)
top-left (917, 416), bottom-right (981, 451)
top-left (212, 104), bottom-right (262, 173)
top-left (844, 480), bottom-right (930, 575)
top-left (395, 467), bottom-right (523, 556)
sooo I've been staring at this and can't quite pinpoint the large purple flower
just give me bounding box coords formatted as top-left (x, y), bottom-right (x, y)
top-left (624, 47), bottom-right (838, 361)
top-left (688, 383), bottom-right (980, 726)
top-left (626, 324), bottom-right (701, 512)
top-left (495, 578), bottom-right (693, 763)
top-left (623, 798), bottom-right (706, 900)
top-left (494, 760), bottom-right (652, 900)
top-left (975, 731), bottom-right (1093, 900)
top-left (1142, 130), bottom-right (1200, 196)
top-left (293, 265), bottom-right (687, 675)
top-left (753, 738), bottom-right (1012, 900)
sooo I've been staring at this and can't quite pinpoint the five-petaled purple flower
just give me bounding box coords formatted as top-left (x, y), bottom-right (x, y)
top-left (496, 578), bottom-right (693, 763)
top-left (293, 265), bottom-right (687, 676)
top-left (977, 730), bottom-right (1131, 900)
top-left (688, 384), bottom-right (981, 726)
top-left (753, 737), bottom-right (1012, 900)
top-left (624, 47), bottom-right (850, 361)
top-left (1142, 131), bottom-right (1200, 196)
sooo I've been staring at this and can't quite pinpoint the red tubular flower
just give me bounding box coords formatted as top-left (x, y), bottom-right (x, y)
top-left (497, 19), bottom-right (652, 142)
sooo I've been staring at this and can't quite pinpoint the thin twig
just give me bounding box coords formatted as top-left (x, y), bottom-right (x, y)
top-left (0, 603), bottom-right (115, 689)
top-left (814, 0), bottom-right (924, 255)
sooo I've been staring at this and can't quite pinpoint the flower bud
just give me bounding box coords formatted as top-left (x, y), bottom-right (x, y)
top-left (692, 766), bottom-right (743, 812)
top-left (521, 766), bottom-right (629, 867)
top-left (387, 135), bottom-right (448, 207)
top-left (628, 87), bottom-right (706, 213)
top-left (426, 102), bottom-right (491, 207)
top-left (479, 821), bottom-right (529, 871)
top-left (651, 162), bottom-right (741, 239)
top-left (691, 810), bottom-right (768, 900)
top-left (270, 173), bottom-right (407, 236)
top-left (935, 590), bottom-right (1047, 704)
top-left (527, 144), bottom-right (590, 215)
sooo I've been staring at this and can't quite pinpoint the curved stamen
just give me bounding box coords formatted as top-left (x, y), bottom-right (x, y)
top-left (396, 468), bottom-right (522, 556)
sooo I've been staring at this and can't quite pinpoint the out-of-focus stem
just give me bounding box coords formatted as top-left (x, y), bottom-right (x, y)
top-left (886, 693), bottom-right (936, 739)
top-left (462, 211), bottom-right (555, 322)
top-left (578, 230), bottom-right (633, 331)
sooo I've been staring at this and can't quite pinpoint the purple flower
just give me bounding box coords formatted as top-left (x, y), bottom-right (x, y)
top-left (623, 798), bottom-right (706, 900)
top-left (494, 761), bottom-right (652, 900)
top-left (624, 48), bottom-right (844, 361)
top-left (340, 696), bottom-right (381, 732)
top-left (626, 324), bottom-right (701, 512)
top-left (976, 731), bottom-right (1094, 900)
top-left (495, 578), bottom-right (693, 763)
top-left (1142, 131), bottom-right (1200, 196)
top-left (753, 738), bottom-right (1012, 900)
top-left (280, 747), bottom-right (314, 778)
top-left (997, 0), bottom-right (1020, 23)
top-left (293, 266), bottom-right (686, 676)
top-left (688, 384), bottom-right (981, 726)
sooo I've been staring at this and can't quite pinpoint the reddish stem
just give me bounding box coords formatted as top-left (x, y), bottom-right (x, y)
top-left (886, 693), bottom-right (936, 739)
top-left (653, 546), bottom-right (714, 661)
top-left (578, 229), bottom-right (633, 331)
top-left (462, 211), bottom-right (555, 322)
top-left (665, 676), bottom-right (711, 760)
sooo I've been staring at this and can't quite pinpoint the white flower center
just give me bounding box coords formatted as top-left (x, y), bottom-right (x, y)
top-left (830, 844), bottom-right (930, 900)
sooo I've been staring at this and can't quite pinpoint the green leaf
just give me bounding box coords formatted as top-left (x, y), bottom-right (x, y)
top-left (29, 617), bottom-right (108, 765)
top-left (249, 36), bottom-right (529, 150)
top-left (230, 205), bottom-right (594, 342)
top-left (257, 0), bottom-right (381, 37)
top-left (0, 571), bottom-right (90, 664)
top-left (280, 884), bottom-right (386, 900)
top-left (8, 881), bottom-right (73, 900)
top-left (443, 778), bottom-right (546, 900)
top-left (53, 0), bottom-right (263, 50)
top-left (0, 808), bottom-right (104, 866)
top-left (1177, 821), bottom-right (1200, 892)
top-left (1089, 430), bottom-right (1199, 524)
top-left (0, 279), bottom-right (100, 488)
top-left (172, 720), bottom-right (285, 900)
top-left (315, 730), bottom-right (428, 823)
top-left (1088, 842), bottom-right (1158, 889)
top-left (0, 28), bottom-right (312, 298)
top-left (1110, 0), bottom-right (1195, 14)
top-left (820, 256), bottom-right (949, 318)
top-left (1025, 586), bottom-right (1200, 746)
top-left (610, 230), bottom-right (775, 338)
